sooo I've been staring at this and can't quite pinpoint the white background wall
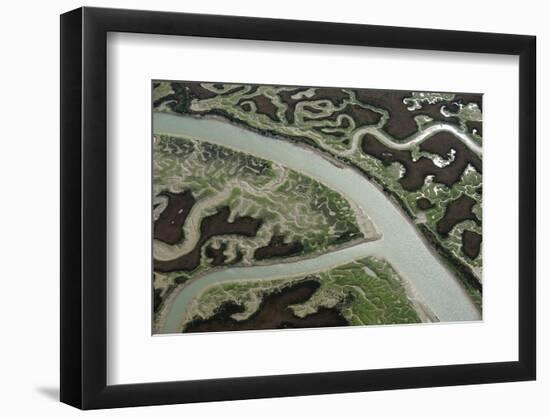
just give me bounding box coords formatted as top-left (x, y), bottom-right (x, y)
top-left (0, 0), bottom-right (545, 415)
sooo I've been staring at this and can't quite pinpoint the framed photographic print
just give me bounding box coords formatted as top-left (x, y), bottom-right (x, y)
top-left (60, 6), bottom-right (536, 409)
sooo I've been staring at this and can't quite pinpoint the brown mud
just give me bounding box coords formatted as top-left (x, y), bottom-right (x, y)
top-left (310, 87), bottom-right (349, 106)
top-left (466, 121), bottom-right (482, 137)
top-left (238, 94), bottom-right (280, 122)
top-left (304, 103), bottom-right (381, 130)
top-left (462, 230), bottom-right (482, 259)
top-left (354, 89), bottom-right (482, 139)
top-left (183, 280), bottom-right (348, 333)
top-left (154, 206), bottom-right (262, 273)
top-left (154, 190), bottom-right (196, 245)
top-left (436, 194), bottom-right (480, 236)
top-left (419, 131), bottom-right (482, 173)
top-left (205, 242), bottom-right (228, 266)
top-left (416, 197), bottom-right (434, 210)
top-left (277, 88), bottom-right (311, 124)
top-left (253, 235), bottom-right (304, 260)
top-left (361, 131), bottom-right (481, 191)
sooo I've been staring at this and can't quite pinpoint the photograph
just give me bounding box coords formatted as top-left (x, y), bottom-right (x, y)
top-left (0, 0), bottom-right (544, 413)
top-left (152, 81), bottom-right (483, 334)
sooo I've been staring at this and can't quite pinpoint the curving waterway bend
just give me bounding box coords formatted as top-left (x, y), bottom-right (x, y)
top-left (342, 121), bottom-right (482, 158)
top-left (154, 112), bottom-right (481, 333)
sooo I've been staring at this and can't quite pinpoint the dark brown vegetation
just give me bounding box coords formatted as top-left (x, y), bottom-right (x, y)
top-left (253, 235), bottom-right (304, 260)
top-left (304, 103), bottom-right (381, 130)
top-left (154, 206), bottom-right (262, 273)
top-left (205, 242), bottom-right (228, 266)
top-left (355, 89), bottom-right (417, 139)
top-left (416, 197), bottom-right (434, 210)
top-left (466, 121), bottom-right (482, 137)
top-left (436, 194), bottom-right (480, 236)
top-left (153, 82), bottom-right (217, 112)
top-left (154, 190), bottom-right (196, 245)
top-left (355, 89), bottom-right (481, 140)
top-left (183, 280), bottom-right (348, 333)
top-left (361, 131), bottom-right (481, 191)
top-left (310, 87), bottom-right (349, 106)
top-left (278, 88), bottom-right (312, 123)
top-left (186, 82), bottom-right (218, 100)
top-left (278, 87), bottom-right (351, 124)
top-left (238, 95), bottom-right (280, 122)
top-left (462, 230), bottom-right (482, 259)
top-left (419, 131), bottom-right (481, 173)
top-left (454, 94), bottom-right (483, 111)
top-left (340, 104), bottom-right (381, 127)
top-left (153, 288), bottom-right (163, 313)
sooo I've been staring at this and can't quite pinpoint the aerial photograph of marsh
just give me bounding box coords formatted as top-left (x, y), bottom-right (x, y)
top-left (152, 81), bottom-right (483, 334)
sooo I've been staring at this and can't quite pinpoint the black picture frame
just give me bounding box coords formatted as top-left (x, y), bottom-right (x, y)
top-left (60, 6), bottom-right (536, 410)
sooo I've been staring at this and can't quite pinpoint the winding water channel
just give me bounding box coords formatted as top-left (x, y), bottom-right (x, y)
top-left (154, 112), bottom-right (481, 333)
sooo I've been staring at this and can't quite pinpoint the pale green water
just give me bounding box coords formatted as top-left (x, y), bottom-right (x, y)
top-left (154, 112), bottom-right (481, 333)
